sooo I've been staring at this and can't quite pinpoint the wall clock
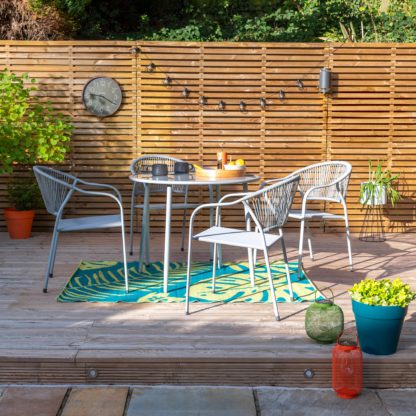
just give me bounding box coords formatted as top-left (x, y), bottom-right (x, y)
top-left (82, 77), bottom-right (122, 117)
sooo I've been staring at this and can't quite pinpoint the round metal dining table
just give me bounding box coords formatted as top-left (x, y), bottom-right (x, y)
top-left (129, 172), bottom-right (260, 293)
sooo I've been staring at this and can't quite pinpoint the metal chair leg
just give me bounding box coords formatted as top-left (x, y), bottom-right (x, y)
top-left (297, 218), bottom-right (305, 280)
top-left (248, 248), bottom-right (255, 287)
top-left (185, 236), bottom-right (193, 315)
top-left (180, 187), bottom-right (189, 252)
top-left (138, 184), bottom-right (150, 273)
top-left (263, 246), bottom-right (280, 321)
top-left (129, 187), bottom-right (136, 256)
top-left (342, 199), bottom-right (354, 272)
top-left (306, 220), bottom-right (314, 260)
top-left (120, 217), bottom-right (129, 293)
top-left (279, 229), bottom-right (294, 301)
top-left (44, 226), bottom-right (59, 293)
top-left (212, 243), bottom-right (218, 293)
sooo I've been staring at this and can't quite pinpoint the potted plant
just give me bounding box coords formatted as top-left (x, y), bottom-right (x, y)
top-left (0, 69), bottom-right (72, 238)
top-left (359, 160), bottom-right (401, 206)
top-left (349, 278), bottom-right (416, 355)
top-left (5, 182), bottom-right (44, 239)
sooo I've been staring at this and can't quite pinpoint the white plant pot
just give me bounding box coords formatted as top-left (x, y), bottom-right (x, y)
top-left (360, 182), bottom-right (386, 206)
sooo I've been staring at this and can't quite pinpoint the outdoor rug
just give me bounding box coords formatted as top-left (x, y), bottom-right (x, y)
top-left (57, 260), bottom-right (323, 303)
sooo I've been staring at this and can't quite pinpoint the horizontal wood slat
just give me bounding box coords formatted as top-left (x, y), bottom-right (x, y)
top-left (0, 41), bottom-right (414, 233)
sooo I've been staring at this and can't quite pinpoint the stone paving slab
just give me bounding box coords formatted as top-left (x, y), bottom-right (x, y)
top-left (127, 386), bottom-right (257, 416)
top-left (256, 388), bottom-right (389, 416)
top-left (62, 387), bottom-right (128, 416)
top-left (377, 389), bottom-right (416, 416)
top-left (0, 386), bottom-right (67, 416)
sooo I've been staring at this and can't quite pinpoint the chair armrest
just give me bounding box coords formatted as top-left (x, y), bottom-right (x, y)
top-left (216, 192), bottom-right (249, 225)
top-left (72, 185), bottom-right (123, 210)
top-left (299, 180), bottom-right (346, 215)
top-left (188, 196), bottom-right (247, 238)
top-left (218, 192), bottom-right (249, 203)
top-left (75, 179), bottom-right (123, 201)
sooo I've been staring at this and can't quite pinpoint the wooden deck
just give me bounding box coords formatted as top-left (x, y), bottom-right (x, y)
top-left (0, 231), bottom-right (415, 387)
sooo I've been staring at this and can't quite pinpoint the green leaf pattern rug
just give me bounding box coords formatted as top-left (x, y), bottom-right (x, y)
top-left (57, 260), bottom-right (323, 303)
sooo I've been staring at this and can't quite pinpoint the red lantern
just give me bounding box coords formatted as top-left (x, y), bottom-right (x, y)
top-left (332, 333), bottom-right (363, 399)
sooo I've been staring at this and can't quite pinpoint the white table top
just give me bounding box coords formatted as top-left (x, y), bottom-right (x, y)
top-left (129, 173), bottom-right (260, 186)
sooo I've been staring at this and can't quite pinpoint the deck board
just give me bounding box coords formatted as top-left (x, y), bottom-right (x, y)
top-left (0, 231), bottom-right (415, 386)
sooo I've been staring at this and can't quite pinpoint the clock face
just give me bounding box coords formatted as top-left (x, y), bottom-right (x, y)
top-left (82, 77), bottom-right (122, 117)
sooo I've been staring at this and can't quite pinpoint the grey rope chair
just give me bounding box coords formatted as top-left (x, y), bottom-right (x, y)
top-left (33, 166), bottom-right (129, 293)
top-left (129, 155), bottom-right (195, 261)
top-left (185, 175), bottom-right (300, 321)
top-left (265, 161), bottom-right (353, 278)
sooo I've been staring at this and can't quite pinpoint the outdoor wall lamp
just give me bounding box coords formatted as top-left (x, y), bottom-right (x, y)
top-left (163, 75), bottom-right (172, 86)
top-left (147, 62), bottom-right (156, 72)
top-left (319, 67), bottom-right (332, 93)
top-left (239, 101), bottom-right (246, 112)
top-left (182, 87), bottom-right (190, 98)
top-left (218, 100), bottom-right (226, 111)
top-left (259, 97), bottom-right (266, 108)
top-left (199, 95), bottom-right (207, 106)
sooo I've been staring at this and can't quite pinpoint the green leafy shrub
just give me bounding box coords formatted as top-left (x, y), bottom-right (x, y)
top-left (0, 69), bottom-right (72, 174)
top-left (349, 278), bottom-right (416, 308)
top-left (7, 181), bottom-right (44, 211)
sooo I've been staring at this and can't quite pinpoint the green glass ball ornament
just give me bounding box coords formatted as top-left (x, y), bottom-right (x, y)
top-left (305, 293), bottom-right (344, 344)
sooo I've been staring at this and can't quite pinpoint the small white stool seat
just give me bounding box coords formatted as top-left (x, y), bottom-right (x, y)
top-left (194, 226), bottom-right (281, 250)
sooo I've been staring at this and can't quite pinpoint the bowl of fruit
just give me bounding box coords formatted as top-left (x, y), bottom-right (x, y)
top-left (224, 159), bottom-right (246, 171)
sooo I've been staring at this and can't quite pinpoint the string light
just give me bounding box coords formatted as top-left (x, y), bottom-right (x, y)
top-left (259, 97), bottom-right (267, 109)
top-left (279, 90), bottom-right (286, 100)
top-left (130, 47), bottom-right (140, 54)
top-left (163, 75), bottom-right (172, 86)
top-left (296, 79), bottom-right (304, 89)
top-left (218, 100), bottom-right (226, 111)
top-left (199, 95), bottom-right (207, 106)
top-left (146, 62), bottom-right (156, 72)
top-left (239, 101), bottom-right (246, 112)
top-left (182, 87), bottom-right (190, 98)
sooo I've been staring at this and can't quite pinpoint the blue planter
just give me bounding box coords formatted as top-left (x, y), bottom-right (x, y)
top-left (352, 299), bottom-right (407, 355)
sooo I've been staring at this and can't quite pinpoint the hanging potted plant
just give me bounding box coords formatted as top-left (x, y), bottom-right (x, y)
top-left (349, 278), bottom-right (416, 355)
top-left (359, 160), bottom-right (401, 206)
top-left (0, 69), bottom-right (72, 238)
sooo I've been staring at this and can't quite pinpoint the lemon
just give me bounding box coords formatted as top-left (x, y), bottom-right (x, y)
top-left (228, 161), bottom-right (236, 166)
top-left (236, 159), bottom-right (245, 166)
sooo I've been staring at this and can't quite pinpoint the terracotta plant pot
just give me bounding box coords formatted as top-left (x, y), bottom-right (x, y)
top-left (4, 208), bottom-right (35, 239)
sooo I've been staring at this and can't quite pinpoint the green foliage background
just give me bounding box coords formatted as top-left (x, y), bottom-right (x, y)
top-left (0, 70), bottom-right (72, 174)
top-left (28, 0), bottom-right (416, 42)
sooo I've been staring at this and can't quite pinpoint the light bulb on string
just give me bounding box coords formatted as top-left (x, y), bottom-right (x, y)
top-left (279, 90), bottom-right (286, 100)
top-left (182, 87), bottom-right (190, 98)
top-left (147, 62), bottom-right (156, 72)
top-left (218, 100), bottom-right (226, 111)
top-left (296, 79), bottom-right (304, 89)
top-left (163, 76), bottom-right (172, 86)
top-left (259, 97), bottom-right (267, 109)
top-left (239, 101), bottom-right (246, 112)
top-left (199, 95), bottom-right (207, 106)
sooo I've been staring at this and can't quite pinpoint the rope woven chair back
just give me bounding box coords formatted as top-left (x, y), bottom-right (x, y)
top-left (295, 161), bottom-right (351, 202)
top-left (33, 166), bottom-right (76, 216)
top-left (130, 155), bottom-right (188, 194)
top-left (245, 175), bottom-right (300, 232)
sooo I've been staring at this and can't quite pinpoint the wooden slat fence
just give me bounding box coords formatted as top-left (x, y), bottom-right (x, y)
top-left (1, 40), bottom-right (415, 233)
